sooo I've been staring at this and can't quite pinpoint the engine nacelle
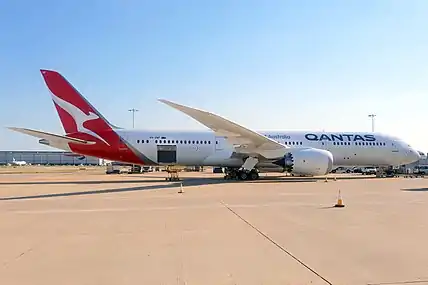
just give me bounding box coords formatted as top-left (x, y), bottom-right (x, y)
top-left (272, 148), bottom-right (334, 176)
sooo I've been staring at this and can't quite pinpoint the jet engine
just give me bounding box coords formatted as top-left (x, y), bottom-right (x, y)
top-left (272, 148), bottom-right (333, 176)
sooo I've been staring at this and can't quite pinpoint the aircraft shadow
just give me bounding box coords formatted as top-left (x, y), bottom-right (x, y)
top-left (0, 179), bottom-right (166, 186)
top-left (401, 188), bottom-right (428, 192)
top-left (0, 183), bottom-right (181, 201)
top-left (0, 174), bottom-right (376, 187)
top-left (0, 178), bottom-right (231, 201)
top-left (0, 175), bottom-right (381, 201)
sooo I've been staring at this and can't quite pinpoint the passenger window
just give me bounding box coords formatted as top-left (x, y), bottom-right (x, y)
top-left (155, 140), bottom-right (158, 143)
top-left (146, 140), bottom-right (149, 143)
top-left (137, 140), bottom-right (140, 143)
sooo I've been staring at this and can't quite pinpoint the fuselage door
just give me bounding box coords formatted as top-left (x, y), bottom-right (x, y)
top-left (215, 136), bottom-right (225, 151)
top-left (157, 145), bottom-right (177, 164)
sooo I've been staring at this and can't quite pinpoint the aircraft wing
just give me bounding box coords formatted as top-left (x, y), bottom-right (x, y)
top-left (7, 127), bottom-right (95, 145)
top-left (158, 99), bottom-right (288, 154)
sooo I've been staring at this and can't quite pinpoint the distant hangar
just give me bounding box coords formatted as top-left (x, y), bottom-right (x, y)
top-left (0, 151), bottom-right (102, 166)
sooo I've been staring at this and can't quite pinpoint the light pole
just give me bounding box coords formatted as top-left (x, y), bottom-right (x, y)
top-left (128, 108), bottom-right (139, 173)
top-left (368, 114), bottom-right (376, 132)
top-left (128, 108), bottom-right (139, 129)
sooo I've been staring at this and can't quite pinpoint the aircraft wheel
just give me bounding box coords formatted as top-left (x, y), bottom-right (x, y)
top-left (238, 171), bottom-right (248, 180)
top-left (250, 171), bottom-right (259, 180)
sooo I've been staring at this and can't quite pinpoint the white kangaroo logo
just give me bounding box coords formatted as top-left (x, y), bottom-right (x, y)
top-left (51, 94), bottom-right (110, 146)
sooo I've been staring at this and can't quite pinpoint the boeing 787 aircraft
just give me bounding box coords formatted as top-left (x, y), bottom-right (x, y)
top-left (8, 70), bottom-right (421, 180)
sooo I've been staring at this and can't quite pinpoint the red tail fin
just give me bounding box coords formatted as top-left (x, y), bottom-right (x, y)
top-left (40, 69), bottom-right (114, 145)
top-left (38, 69), bottom-right (149, 165)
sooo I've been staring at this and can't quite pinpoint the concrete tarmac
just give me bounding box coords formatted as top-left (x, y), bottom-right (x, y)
top-left (1, 171), bottom-right (428, 284)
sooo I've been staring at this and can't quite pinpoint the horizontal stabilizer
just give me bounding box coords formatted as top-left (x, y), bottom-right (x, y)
top-left (7, 127), bottom-right (95, 145)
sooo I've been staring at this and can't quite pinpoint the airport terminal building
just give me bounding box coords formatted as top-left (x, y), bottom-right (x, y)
top-left (0, 151), bottom-right (102, 166)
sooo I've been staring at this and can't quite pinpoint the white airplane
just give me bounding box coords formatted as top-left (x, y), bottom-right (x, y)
top-left (11, 157), bottom-right (27, 166)
top-left (7, 69), bottom-right (421, 180)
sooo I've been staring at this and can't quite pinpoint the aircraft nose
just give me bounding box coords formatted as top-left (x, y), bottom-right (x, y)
top-left (407, 148), bottom-right (421, 163)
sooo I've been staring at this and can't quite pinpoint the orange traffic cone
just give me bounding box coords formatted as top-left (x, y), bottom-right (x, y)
top-left (334, 190), bottom-right (345, 208)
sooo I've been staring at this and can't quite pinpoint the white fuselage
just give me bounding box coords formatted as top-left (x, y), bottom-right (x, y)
top-left (13, 69), bottom-right (421, 177)
top-left (114, 129), bottom-right (420, 169)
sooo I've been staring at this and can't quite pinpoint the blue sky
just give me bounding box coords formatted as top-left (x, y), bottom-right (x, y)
top-left (1, 0), bottom-right (428, 151)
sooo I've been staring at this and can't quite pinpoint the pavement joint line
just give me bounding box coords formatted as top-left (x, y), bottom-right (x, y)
top-left (219, 200), bottom-right (333, 285)
top-left (367, 280), bottom-right (428, 285)
top-left (2, 246), bottom-right (36, 269)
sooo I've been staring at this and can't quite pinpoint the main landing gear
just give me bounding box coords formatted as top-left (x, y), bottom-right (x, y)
top-left (224, 167), bottom-right (260, 180)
